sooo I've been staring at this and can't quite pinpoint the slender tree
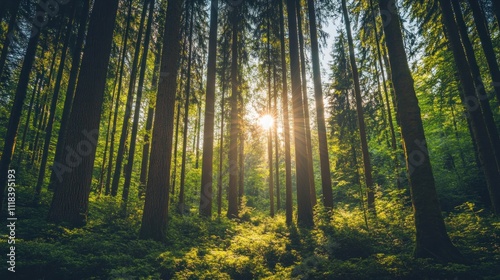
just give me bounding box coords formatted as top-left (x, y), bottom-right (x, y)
top-left (306, 0), bottom-right (333, 208)
top-left (279, 0), bottom-right (293, 225)
top-left (295, 0), bottom-right (316, 206)
top-left (286, 0), bottom-right (313, 227)
top-left (441, 0), bottom-right (500, 214)
top-left (111, 0), bottom-right (149, 197)
top-left (0, 3), bottom-right (47, 208)
top-left (467, 0), bottom-right (500, 103)
top-left (122, 0), bottom-right (155, 211)
top-left (34, 6), bottom-right (76, 202)
top-left (179, 0), bottom-right (195, 214)
top-left (200, 0), bottom-right (219, 217)
top-left (341, 0), bottom-right (375, 213)
top-left (227, 3), bottom-right (240, 219)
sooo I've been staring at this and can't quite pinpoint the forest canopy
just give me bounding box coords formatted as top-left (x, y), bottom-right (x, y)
top-left (0, 0), bottom-right (499, 278)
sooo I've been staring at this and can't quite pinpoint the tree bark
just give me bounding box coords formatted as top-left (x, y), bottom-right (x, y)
top-left (296, 0), bottom-right (316, 207)
top-left (47, 0), bottom-right (120, 225)
top-left (380, 0), bottom-right (465, 263)
top-left (227, 5), bottom-right (240, 219)
top-left (279, 0), bottom-right (293, 226)
top-left (122, 0), bottom-right (155, 211)
top-left (341, 0), bottom-right (375, 213)
top-left (444, 0), bottom-right (500, 215)
top-left (139, 0), bottom-right (183, 241)
top-left (34, 7), bottom-right (76, 202)
top-left (306, 0), bottom-right (333, 209)
top-left (286, 0), bottom-right (313, 227)
top-left (178, 0), bottom-right (195, 214)
top-left (467, 0), bottom-right (500, 103)
top-left (199, 0), bottom-right (218, 218)
top-left (111, 0), bottom-right (149, 197)
top-left (0, 3), bottom-right (44, 209)
top-left (50, 0), bottom-right (91, 190)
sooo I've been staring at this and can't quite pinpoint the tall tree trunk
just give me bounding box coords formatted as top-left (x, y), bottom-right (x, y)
top-left (238, 86), bottom-right (245, 206)
top-left (0, 3), bottom-right (45, 209)
top-left (49, 0), bottom-right (91, 190)
top-left (32, 27), bottom-right (64, 166)
top-left (0, 0), bottom-right (21, 77)
top-left (227, 5), bottom-right (240, 219)
top-left (34, 7), bottom-right (76, 202)
top-left (369, 0), bottom-right (400, 189)
top-left (341, 0), bottom-right (375, 213)
top-left (111, 0), bottom-right (149, 196)
top-left (47, 0), bottom-right (120, 225)
top-left (380, 0), bottom-right (465, 263)
top-left (306, 0), bottom-right (333, 209)
top-left (17, 72), bottom-right (42, 167)
top-left (194, 101), bottom-right (202, 169)
top-left (467, 0), bottom-right (500, 103)
top-left (453, 0), bottom-right (500, 172)
top-left (139, 46), bottom-right (161, 197)
top-left (217, 46), bottom-right (229, 218)
top-left (273, 65), bottom-right (280, 211)
top-left (286, 0), bottom-right (313, 227)
top-left (179, 0), bottom-right (195, 214)
top-left (443, 0), bottom-right (500, 215)
top-left (267, 10), bottom-right (274, 217)
top-left (140, 0), bottom-right (183, 241)
top-left (296, 0), bottom-right (316, 206)
top-left (122, 0), bottom-right (155, 211)
top-left (279, 0), bottom-right (293, 226)
top-left (200, 0), bottom-right (218, 217)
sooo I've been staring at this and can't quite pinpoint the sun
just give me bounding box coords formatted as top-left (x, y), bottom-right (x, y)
top-left (259, 114), bottom-right (274, 130)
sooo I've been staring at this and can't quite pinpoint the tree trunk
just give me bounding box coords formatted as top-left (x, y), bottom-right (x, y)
top-left (111, 0), bottom-right (149, 197)
top-left (273, 65), bottom-right (280, 211)
top-left (341, 0), bottom-right (375, 213)
top-left (267, 11), bottom-right (274, 217)
top-left (306, 0), bottom-right (333, 209)
top-left (296, 0), bottom-right (316, 206)
top-left (17, 72), bottom-right (42, 167)
top-left (47, 0), bottom-right (120, 226)
top-left (139, 0), bottom-right (183, 241)
top-left (467, 0), bottom-right (500, 103)
top-left (380, 0), bottom-right (466, 263)
top-left (238, 86), bottom-right (245, 206)
top-left (0, 3), bottom-right (44, 209)
top-left (217, 45), bottom-right (229, 218)
top-left (179, 0), bottom-right (195, 214)
top-left (199, 0), bottom-right (218, 217)
top-left (227, 6), bottom-right (240, 219)
top-left (443, 0), bottom-right (500, 215)
top-left (139, 46), bottom-right (161, 198)
top-left (122, 0), bottom-right (155, 212)
top-left (49, 0), bottom-right (91, 190)
top-left (279, 0), bottom-right (293, 226)
top-left (34, 7), bottom-right (76, 202)
top-left (286, 0), bottom-right (313, 227)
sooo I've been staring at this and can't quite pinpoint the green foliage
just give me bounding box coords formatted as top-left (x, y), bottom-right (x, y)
top-left (1, 185), bottom-right (499, 279)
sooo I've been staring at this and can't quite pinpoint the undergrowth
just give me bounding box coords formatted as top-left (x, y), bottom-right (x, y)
top-left (1, 184), bottom-right (499, 279)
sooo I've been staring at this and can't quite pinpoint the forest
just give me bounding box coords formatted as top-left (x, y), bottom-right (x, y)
top-left (0, 0), bottom-right (499, 278)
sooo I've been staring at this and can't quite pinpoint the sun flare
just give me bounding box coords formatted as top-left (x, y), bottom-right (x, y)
top-left (259, 114), bottom-right (274, 130)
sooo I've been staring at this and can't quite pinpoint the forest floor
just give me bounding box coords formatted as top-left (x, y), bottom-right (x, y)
top-left (1, 183), bottom-right (500, 279)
